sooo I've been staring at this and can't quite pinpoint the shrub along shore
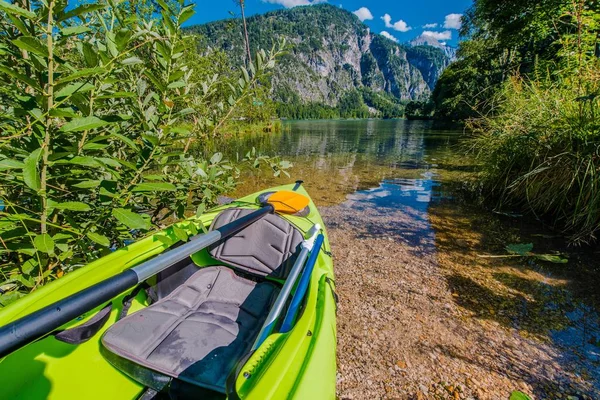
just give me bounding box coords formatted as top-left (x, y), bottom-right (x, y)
top-left (433, 0), bottom-right (600, 243)
top-left (0, 0), bottom-right (289, 305)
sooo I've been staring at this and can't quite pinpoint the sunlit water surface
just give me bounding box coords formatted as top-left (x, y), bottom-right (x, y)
top-left (212, 119), bottom-right (600, 391)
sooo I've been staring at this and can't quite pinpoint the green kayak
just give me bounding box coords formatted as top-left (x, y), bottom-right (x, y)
top-left (0, 183), bottom-right (337, 399)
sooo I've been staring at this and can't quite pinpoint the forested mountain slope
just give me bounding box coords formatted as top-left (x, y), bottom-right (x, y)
top-left (187, 4), bottom-right (454, 118)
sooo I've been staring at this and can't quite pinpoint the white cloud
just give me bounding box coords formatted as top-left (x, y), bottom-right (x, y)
top-left (353, 7), bottom-right (373, 22)
top-left (422, 23), bottom-right (438, 28)
top-left (381, 13), bottom-right (411, 32)
top-left (262, 0), bottom-right (327, 8)
top-left (444, 13), bottom-right (462, 29)
top-left (420, 30), bottom-right (452, 41)
top-left (380, 31), bottom-right (399, 43)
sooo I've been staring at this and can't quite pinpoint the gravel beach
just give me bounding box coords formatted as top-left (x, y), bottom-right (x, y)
top-left (323, 200), bottom-right (600, 400)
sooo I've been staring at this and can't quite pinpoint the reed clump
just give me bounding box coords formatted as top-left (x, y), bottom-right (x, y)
top-left (469, 64), bottom-right (600, 243)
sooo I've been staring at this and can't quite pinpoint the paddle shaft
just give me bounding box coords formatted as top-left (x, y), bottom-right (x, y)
top-left (280, 234), bottom-right (324, 332)
top-left (0, 204), bottom-right (274, 358)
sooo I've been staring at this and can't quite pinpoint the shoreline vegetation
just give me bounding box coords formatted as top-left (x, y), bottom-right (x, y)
top-left (0, 0), bottom-right (290, 305)
top-left (432, 0), bottom-right (600, 244)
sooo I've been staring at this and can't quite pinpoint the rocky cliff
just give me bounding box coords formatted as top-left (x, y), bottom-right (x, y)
top-left (188, 4), bottom-right (453, 109)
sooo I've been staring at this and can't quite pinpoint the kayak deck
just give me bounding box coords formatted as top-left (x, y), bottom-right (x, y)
top-left (0, 184), bottom-right (337, 400)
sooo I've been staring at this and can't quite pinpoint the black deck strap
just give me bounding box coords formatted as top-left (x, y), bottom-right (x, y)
top-left (292, 180), bottom-right (303, 191)
top-left (119, 282), bottom-right (151, 321)
top-left (225, 350), bottom-right (256, 400)
top-left (54, 302), bottom-right (113, 345)
top-left (325, 277), bottom-right (339, 313)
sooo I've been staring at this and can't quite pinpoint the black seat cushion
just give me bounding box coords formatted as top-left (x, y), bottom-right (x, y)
top-left (209, 208), bottom-right (303, 280)
top-left (101, 266), bottom-right (279, 393)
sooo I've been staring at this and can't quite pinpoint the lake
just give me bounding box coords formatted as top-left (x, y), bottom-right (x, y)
top-left (222, 119), bottom-right (600, 398)
top-left (224, 119), bottom-right (467, 207)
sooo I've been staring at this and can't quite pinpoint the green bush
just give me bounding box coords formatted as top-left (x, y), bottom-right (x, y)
top-left (0, 0), bottom-right (288, 305)
top-left (470, 68), bottom-right (600, 242)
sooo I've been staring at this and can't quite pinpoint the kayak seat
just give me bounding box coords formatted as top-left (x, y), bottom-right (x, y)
top-left (101, 209), bottom-right (303, 395)
top-left (208, 208), bottom-right (304, 280)
top-left (101, 266), bottom-right (278, 394)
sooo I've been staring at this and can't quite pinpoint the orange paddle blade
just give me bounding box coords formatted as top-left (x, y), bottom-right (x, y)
top-left (267, 191), bottom-right (310, 214)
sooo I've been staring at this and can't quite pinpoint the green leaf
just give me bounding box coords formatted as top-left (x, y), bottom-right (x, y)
top-left (73, 180), bottom-right (101, 189)
top-left (0, 65), bottom-right (41, 91)
top-left (53, 233), bottom-right (73, 241)
top-left (122, 56), bottom-right (143, 66)
top-left (58, 250), bottom-right (73, 262)
top-left (156, 0), bottom-right (171, 11)
top-left (59, 3), bottom-right (105, 21)
top-left (34, 233), bottom-right (55, 254)
top-left (69, 156), bottom-right (102, 167)
top-left (6, 14), bottom-right (28, 35)
top-left (110, 133), bottom-right (139, 150)
top-left (179, 6), bottom-right (195, 24)
top-left (0, 292), bottom-right (25, 307)
top-left (49, 108), bottom-right (79, 118)
top-left (505, 243), bottom-right (533, 256)
top-left (21, 258), bottom-right (38, 275)
top-left (172, 225), bottom-right (188, 242)
top-left (14, 275), bottom-right (34, 288)
top-left (61, 25), bottom-right (90, 36)
top-left (196, 203), bottom-right (205, 217)
top-left (23, 148), bottom-right (42, 191)
top-left (210, 152), bottom-right (223, 164)
top-left (55, 82), bottom-right (94, 98)
top-left (81, 42), bottom-right (98, 67)
top-left (241, 67), bottom-right (250, 83)
top-left (112, 208), bottom-right (150, 230)
top-left (510, 391), bottom-right (532, 400)
top-left (96, 92), bottom-right (136, 100)
top-left (55, 243), bottom-right (69, 252)
top-left (86, 232), bottom-right (110, 247)
top-left (54, 202), bottom-right (91, 211)
top-left (82, 143), bottom-right (108, 150)
top-left (534, 254), bottom-right (568, 264)
top-left (57, 67), bottom-right (105, 85)
top-left (60, 116), bottom-right (109, 132)
top-left (132, 182), bottom-right (177, 192)
top-left (12, 36), bottom-right (49, 58)
top-left (0, 159), bottom-right (24, 170)
top-left (0, 0), bottom-right (36, 19)
top-left (167, 80), bottom-right (186, 89)
top-left (144, 70), bottom-right (166, 92)
top-left (95, 157), bottom-right (120, 168)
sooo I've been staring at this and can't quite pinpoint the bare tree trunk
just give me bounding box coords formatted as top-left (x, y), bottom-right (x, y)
top-left (238, 0), bottom-right (252, 66)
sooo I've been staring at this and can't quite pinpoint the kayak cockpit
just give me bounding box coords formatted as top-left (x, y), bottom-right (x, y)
top-left (100, 208), bottom-right (304, 397)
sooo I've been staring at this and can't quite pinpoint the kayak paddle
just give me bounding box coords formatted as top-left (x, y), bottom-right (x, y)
top-left (0, 191), bottom-right (310, 358)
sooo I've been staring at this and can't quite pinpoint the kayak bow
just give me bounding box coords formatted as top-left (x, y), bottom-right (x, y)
top-left (0, 184), bottom-right (336, 400)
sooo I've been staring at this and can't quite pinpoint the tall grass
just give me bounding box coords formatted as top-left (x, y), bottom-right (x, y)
top-left (469, 65), bottom-right (600, 243)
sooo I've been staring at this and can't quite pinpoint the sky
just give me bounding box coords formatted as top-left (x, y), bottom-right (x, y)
top-left (191, 0), bottom-right (473, 46)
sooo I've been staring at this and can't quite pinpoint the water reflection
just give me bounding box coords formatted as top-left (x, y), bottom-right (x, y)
top-left (220, 119), bottom-right (463, 206)
top-left (222, 120), bottom-right (600, 395)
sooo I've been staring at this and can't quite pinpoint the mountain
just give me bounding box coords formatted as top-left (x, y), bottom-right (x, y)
top-left (187, 5), bottom-right (454, 117)
top-left (409, 36), bottom-right (458, 61)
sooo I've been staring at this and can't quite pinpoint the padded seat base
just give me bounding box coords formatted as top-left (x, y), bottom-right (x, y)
top-left (101, 266), bottom-right (278, 393)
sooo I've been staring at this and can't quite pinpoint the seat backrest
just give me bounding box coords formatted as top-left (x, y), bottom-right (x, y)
top-left (209, 208), bottom-right (304, 280)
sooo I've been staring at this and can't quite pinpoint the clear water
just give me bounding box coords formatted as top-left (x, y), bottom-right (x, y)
top-left (221, 119), bottom-right (465, 207)
top-left (220, 119), bottom-right (600, 394)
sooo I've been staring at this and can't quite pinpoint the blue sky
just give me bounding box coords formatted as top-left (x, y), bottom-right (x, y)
top-left (191, 0), bottom-right (472, 46)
